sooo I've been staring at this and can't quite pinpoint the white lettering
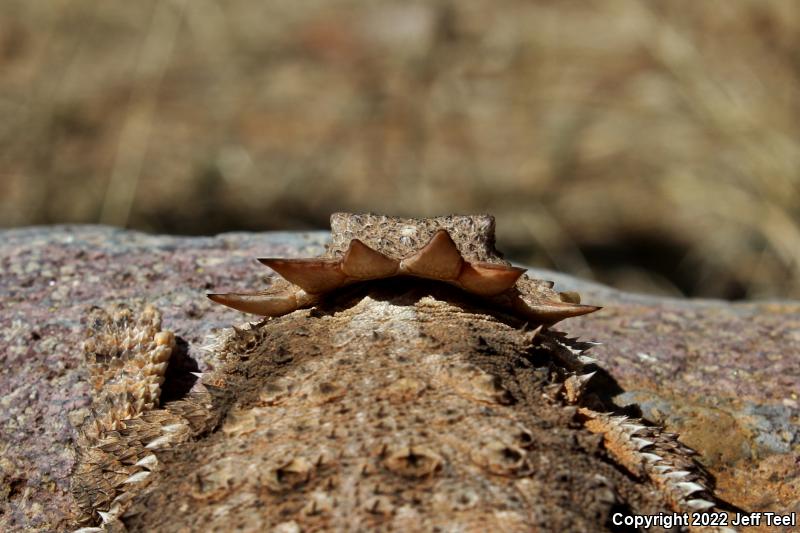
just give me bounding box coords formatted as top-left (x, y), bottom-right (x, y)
top-left (611, 512), bottom-right (690, 529)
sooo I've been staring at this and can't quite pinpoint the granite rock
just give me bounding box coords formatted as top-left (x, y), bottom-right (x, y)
top-left (0, 226), bottom-right (797, 531)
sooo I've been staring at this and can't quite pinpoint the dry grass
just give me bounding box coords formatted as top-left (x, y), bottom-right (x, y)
top-left (2, 0), bottom-right (799, 299)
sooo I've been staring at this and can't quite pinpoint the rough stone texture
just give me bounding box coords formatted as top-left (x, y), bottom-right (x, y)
top-left (568, 301), bottom-right (800, 524)
top-left (0, 225), bottom-right (798, 531)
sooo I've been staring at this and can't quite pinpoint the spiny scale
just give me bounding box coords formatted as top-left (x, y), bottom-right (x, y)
top-left (72, 215), bottom-right (736, 532)
top-left (208, 222), bottom-right (598, 324)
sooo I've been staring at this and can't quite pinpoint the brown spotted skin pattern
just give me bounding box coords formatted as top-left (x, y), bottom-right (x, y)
top-left (71, 214), bottom-right (736, 532)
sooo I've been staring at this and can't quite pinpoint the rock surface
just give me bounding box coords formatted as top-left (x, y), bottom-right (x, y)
top-left (0, 225), bottom-right (797, 531)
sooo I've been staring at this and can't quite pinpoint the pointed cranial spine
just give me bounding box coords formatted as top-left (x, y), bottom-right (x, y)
top-left (208, 214), bottom-right (599, 325)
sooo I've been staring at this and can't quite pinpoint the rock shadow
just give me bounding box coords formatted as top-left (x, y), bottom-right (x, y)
top-left (160, 336), bottom-right (200, 403)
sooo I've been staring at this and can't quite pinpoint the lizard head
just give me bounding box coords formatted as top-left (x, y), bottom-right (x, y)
top-left (208, 213), bottom-right (599, 325)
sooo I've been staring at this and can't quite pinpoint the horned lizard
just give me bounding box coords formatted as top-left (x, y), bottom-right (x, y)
top-left (71, 213), bottom-right (738, 532)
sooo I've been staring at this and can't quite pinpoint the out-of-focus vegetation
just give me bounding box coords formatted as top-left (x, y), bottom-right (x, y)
top-left (2, 0), bottom-right (799, 300)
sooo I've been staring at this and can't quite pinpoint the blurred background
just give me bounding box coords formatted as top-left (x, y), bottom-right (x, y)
top-left (2, 0), bottom-right (799, 300)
